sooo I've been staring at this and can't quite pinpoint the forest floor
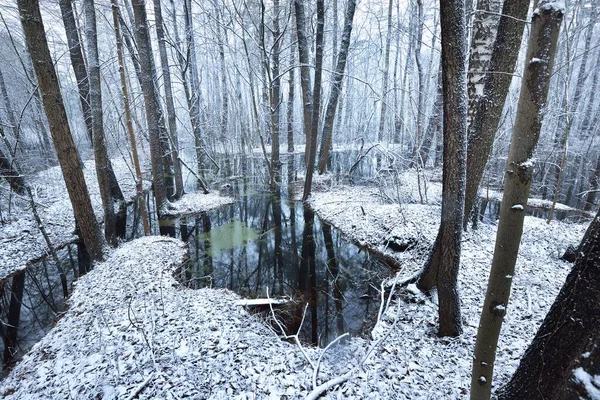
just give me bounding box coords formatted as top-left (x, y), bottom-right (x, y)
top-left (0, 164), bottom-right (591, 399)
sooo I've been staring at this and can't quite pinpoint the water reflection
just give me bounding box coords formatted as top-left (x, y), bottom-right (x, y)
top-left (177, 154), bottom-right (389, 346)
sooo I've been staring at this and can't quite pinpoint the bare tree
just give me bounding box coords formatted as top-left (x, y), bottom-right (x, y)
top-left (413, 0), bottom-right (469, 337)
top-left (317, 0), bottom-right (357, 174)
top-left (83, 0), bottom-right (126, 245)
top-left (471, 2), bottom-right (564, 397)
top-left (17, 0), bottom-right (105, 261)
top-left (153, 0), bottom-right (184, 199)
top-left (111, 0), bottom-right (150, 235)
top-left (463, 0), bottom-right (531, 229)
top-left (301, 0), bottom-right (324, 201)
top-left (131, 0), bottom-right (174, 233)
top-left (377, 0), bottom-right (394, 143)
top-left (58, 0), bottom-right (93, 147)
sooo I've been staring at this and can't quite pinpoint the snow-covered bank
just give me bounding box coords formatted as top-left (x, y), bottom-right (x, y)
top-left (0, 158), bottom-right (145, 281)
top-left (0, 237), bottom-right (322, 399)
top-left (309, 184), bottom-right (589, 397)
top-left (0, 158), bottom-right (233, 282)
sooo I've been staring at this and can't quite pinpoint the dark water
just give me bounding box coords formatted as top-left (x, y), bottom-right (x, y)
top-left (173, 153), bottom-right (390, 346)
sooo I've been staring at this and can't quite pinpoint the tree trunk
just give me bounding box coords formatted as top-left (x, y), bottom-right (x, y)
top-left (416, 0), bottom-right (468, 338)
top-left (466, 0), bottom-right (503, 127)
top-left (83, 0), bottom-right (123, 245)
top-left (463, 0), bottom-right (531, 230)
top-left (471, 3), bottom-right (564, 398)
top-left (417, 69), bottom-right (442, 167)
top-left (153, 0), bottom-right (184, 199)
top-left (302, 0), bottom-right (324, 201)
top-left (58, 0), bottom-right (93, 147)
top-left (131, 0), bottom-right (173, 232)
top-left (268, 0), bottom-right (282, 186)
top-left (0, 126), bottom-right (25, 195)
top-left (377, 0), bottom-right (394, 143)
top-left (17, 0), bottom-right (104, 261)
top-left (286, 21), bottom-right (296, 154)
top-left (111, 0), bottom-right (149, 235)
top-left (317, 0), bottom-right (356, 174)
top-left (181, 0), bottom-right (208, 194)
top-left (584, 155), bottom-right (600, 212)
top-left (294, 0), bottom-right (313, 162)
top-left (2, 271), bottom-right (25, 367)
top-left (499, 205), bottom-right (600, 399)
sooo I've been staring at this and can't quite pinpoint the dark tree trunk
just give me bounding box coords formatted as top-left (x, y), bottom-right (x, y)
top-left (17, 0), bottom-right (105, 261)
top-left (317, 0), bottom-right (356, 174)
top-left (2, 271), bottom-right (25, 368)
top-left (131, 0), bottom-right (173, 233)
top-left (153, 0), bottom-right (184, 199)
top-left (415, 0), bottom-right (468, 337)
top-left (0, 129), bottom-right (25, 195)
top-left (59, 0), bottom-right (93, 147)
top-left (302, 0), bottom-right (324, 201)
top-left (499, 207), bottom-right (600, 400)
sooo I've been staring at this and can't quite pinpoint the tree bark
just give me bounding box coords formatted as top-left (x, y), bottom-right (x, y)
top-left (377, 0), bottom-right (394, 143)
top-left (294, 0), bottom-right (313, 162)
top-left (83, 0), bottom-right (124, 245)
top-left (499, 205), bottom-right (600, 399)
top-left (17, 0), bottom-right (104, 261)
top-left (0, 125), bottom-right (25, 195)
top-left (111, 0), bottom-right (149, 235)
top-left (471, 3), bottom-right (564, 398)
top-left (463, 0), bottom-right (531, 230)
top-left (416, 0), bottom-right (468, 338)
top-left (153, 0), bottom-right (184, 199)
top-left (302, 0), bottom-right (324, 201)
top-left (58, 0), bottom-right (93, 147)
top-left (317, 0), bottom-right (356, 174)
top-left (131, 0), bottom-right (173, 231)
top-left (466, 0), bottom-right (503, 127)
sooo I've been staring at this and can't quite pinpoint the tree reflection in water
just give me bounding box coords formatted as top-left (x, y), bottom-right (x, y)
top-left (177, 154), bottom-right (389, 346)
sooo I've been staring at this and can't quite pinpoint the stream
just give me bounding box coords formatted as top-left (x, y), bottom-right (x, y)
top-left (171, 152), bottom-right (391, 346)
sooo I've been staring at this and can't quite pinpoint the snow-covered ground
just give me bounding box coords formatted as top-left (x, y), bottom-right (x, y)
top-left (0, 167), bottom-right (592, 398)
top-left (0, 158), bottom-right (233, 282)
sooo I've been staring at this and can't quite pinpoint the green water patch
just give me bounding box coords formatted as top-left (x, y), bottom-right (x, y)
top-left (200, 219), bottom-right (259, 256)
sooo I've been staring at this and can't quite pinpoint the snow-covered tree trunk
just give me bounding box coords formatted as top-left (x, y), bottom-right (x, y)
top-left (17, 0), bottom-right (105, 261)
top-left (463, 0), bottom-right (531, 230)
top-left (499, 205), bottom-right (600, 399)
top-left (317, 0), bottom-right (356, 174)
top-left (286, 21), bottom-right (296, 154)
top-left (471, 2), bottom-right (564, 398)
top-left (153, 0), bottom-right (183, 199)
top-left (415, 0), bottom-right (468, 338)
